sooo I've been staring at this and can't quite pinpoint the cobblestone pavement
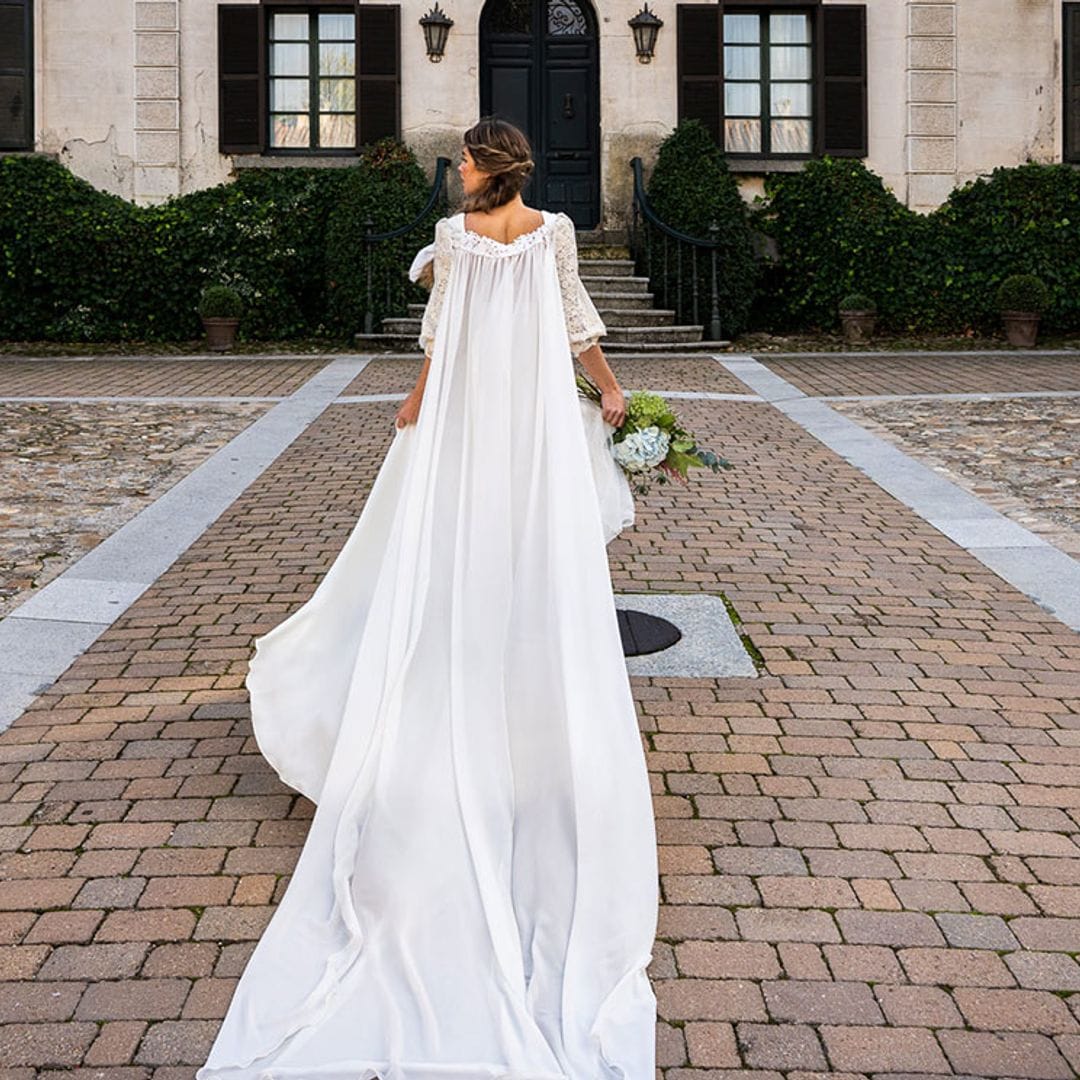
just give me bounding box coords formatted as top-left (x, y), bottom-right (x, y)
top-left (0, 402), bottom-right (272, 617)
top-left (1, 353), bottom-right (1079, 1080)
top-left (0, 357), bottom-right (324, 398)
top-left (829, 397), bottom-right (1080, 556)
top-left (761, 354), bottom-right (1080, 397)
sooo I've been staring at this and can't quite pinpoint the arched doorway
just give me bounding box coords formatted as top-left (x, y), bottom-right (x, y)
top-left (479, 0), bottom-right (601, 228)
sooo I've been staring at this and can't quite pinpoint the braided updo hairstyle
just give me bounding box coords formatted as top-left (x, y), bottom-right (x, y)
top-left (459, 116), bottom-right (536, 214)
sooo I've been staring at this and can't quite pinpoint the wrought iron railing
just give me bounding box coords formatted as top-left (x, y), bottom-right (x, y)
top-left (361, 155), bottom-right (453, 335)
top-left (628, 155), bottom-right (723, 342)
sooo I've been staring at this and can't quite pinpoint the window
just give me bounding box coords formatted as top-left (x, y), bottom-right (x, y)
top-left (0, 0), bottom-right (32, 150)
top-left (677, 3), bottom-right (867, 161)
top-left (1067, 3), bottom-right (1080, 162)
top-left (269, 9), bottom-right (356, 150)
top-left (217, 2), bottom-right (400, 157)
top-left (723, 10), bottom-right (813, 155)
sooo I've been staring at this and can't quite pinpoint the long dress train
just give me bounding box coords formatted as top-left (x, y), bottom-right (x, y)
top-left (195, 208), bottom-right (659, 1080)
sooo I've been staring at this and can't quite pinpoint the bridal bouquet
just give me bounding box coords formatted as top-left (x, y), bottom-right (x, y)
top-left (576, 373), bottom-right (733, 497)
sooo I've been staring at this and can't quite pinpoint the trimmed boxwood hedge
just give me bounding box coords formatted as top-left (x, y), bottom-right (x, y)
top-left (0, 137), bottom-right (434, 343)
top-left (751, 157), bottom-right (1080, 335)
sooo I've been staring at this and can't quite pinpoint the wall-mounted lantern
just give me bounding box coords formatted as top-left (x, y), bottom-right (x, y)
top-left (420, 2), bottom-right (454, 62)
top-left (628, 2), bottom-right (663, 63)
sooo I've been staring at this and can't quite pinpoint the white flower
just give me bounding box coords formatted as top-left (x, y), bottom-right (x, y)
top-left (612, 425), bottom-right (670, 472)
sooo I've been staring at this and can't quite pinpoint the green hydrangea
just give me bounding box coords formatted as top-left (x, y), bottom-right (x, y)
top-left (626, 391), bottom-right (670, 429)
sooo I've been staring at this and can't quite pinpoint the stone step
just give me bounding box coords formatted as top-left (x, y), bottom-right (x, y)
top-left (580, 274), bottom-right (651, 293)
top-left (578, 258), bottom-right (637, 276)
top-left (399, 304), bottom-right (674, 328)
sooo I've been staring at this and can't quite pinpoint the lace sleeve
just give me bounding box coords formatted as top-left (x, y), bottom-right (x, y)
top-left (553, 211), bottom-right (606, 357)
top-left (417, 217), bottom-right (453, 356)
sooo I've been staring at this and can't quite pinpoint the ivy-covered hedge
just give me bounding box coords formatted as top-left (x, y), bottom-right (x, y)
top-left (0, 138), bottom-right (435, 343)
top-left (752, 157), bottom-right (1080, 334)
top-left (643, 120), bottom-right (760, 339)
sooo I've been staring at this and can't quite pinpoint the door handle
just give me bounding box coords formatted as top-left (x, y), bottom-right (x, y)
top-left (562, 92), bottom-right (575, 119)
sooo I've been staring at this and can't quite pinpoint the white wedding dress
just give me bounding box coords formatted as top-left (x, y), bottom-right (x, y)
top-left (195, 209), bottom-right (658, 1080)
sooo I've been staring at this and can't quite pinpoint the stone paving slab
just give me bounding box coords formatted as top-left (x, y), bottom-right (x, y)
top-left (761, 355), bottom-right (1080, 397)
top-left (0, 355), bottom-right (1079, 1079)
top-left (0, 358), bottom-right (325, 398)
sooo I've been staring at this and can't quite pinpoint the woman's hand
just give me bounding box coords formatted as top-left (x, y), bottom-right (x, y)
top-left (395, 386), bottom-right (423, 429)
top-left (600, 384), bottom-right (626, 428)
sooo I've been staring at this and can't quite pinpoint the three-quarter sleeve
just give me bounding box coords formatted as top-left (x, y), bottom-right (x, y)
top-left (417, 217), bottom-right (453, 356)
top-left (553, 211), bottom-right (607, 357)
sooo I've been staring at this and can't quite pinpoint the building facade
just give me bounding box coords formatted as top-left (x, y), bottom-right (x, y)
top-left (2, 0), bottom-right (1079, 224)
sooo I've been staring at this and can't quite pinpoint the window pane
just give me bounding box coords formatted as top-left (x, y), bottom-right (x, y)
top-left (319, 77), bottom-right (355, 111)
top-left (723, 13), bottom-right (759, 43)
top-left (270, 78), bottom-right (309, 111)
top-left (319, 41), bottom-right (355, 76)
top-left (770, 13), bottom-right (809, 43)
top-left (770, 45), bottom-right (810, 79)
top-left (320, 112), bottom-right (356, 148)
top-left (318, 12), bottom-right (354, 40)
top-left (271, 13), bottom-right (308, 40)
top-left (725, 117), bottom-right (761, 153)
top-left (724, 45), bottom-right (759, 79)
top-left (271, 43), bottom-right (308, 76)
top-left (270, 113), bottom-right (311, 148)
top-left (725, 82), bottom-right (760, 117)
top-left (771, 118), bottom-right (812, 153)
top-left (771, 82), bottom-right (811, 117)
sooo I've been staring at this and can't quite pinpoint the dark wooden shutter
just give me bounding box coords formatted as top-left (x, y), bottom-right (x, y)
top-left (818, 3), bottom-right (867, 157)
top-left (0, 0), bottom-right (32, 149)
top-left (677, 5), bottom-right (721, 144)
top-left (357, 5), bottom-right (400, 147)
top-left (1067, 3), bottom-right (1080, 162)
top-left (218, 4), bottom-right (264, 154)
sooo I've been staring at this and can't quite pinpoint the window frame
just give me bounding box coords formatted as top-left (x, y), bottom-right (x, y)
top-left (0, 0), bottom-right (33, 151)
top-left (1066, 1), bottom-right (1080, 163)
top-left (720, 3), bottom-right (817, 161)
top-left (263, 0), bottom-right (358, 156)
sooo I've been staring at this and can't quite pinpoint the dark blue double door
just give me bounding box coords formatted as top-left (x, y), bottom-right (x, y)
top-left (479, 0), bottom-right (601, 228)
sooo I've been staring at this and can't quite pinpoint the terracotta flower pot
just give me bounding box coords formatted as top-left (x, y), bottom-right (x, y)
top-left (1001, 311), bottom-right (1040, 348)
top-left (202, 316), bottom-right (241, 352)
top-left (839, 310), bottom-right (876, 344)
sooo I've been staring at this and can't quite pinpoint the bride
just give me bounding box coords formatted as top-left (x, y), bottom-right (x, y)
top-left (196, 116), bottom-right (660, 1080)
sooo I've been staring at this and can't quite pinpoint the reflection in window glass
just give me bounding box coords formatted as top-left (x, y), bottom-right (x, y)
top-left (320, 113), bottom-right (356, 147)
top-left (771, 118), bottom-right (811, 153)
top-left (725, 118), bottom-right (761, 154)
top-left (771, 82), bottom-right (810, 117)
top-left (271, 114), bottom-right (311, 148)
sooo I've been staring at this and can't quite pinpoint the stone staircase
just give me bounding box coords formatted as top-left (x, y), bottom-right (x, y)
top-left (355, 239), bottom-right (730, 352)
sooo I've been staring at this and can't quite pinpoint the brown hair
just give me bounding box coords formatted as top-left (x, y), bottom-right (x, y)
top-left (459, 116), bottom-right (535, 214)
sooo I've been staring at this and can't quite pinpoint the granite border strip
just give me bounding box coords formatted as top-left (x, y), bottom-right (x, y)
top-left (0, 355), bottom-right (371, 732)
top-left (718, 353), bottom-right (1080, 632)
top-left (746, 349), bottom-right (1080, 359)
top-left (0, 395), bottom-right (290, 403)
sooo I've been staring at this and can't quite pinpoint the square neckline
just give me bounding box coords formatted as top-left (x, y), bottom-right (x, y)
top-left (459, 209), bottom-right (551, 248)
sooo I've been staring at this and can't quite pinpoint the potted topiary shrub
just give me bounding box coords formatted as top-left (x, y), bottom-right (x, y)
top-left (838, 292), bottom-right (877, 344)
top-left (996, 273), bottom-right (1049, 347)
top-left (198, 283), bottom-right (244, 352)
